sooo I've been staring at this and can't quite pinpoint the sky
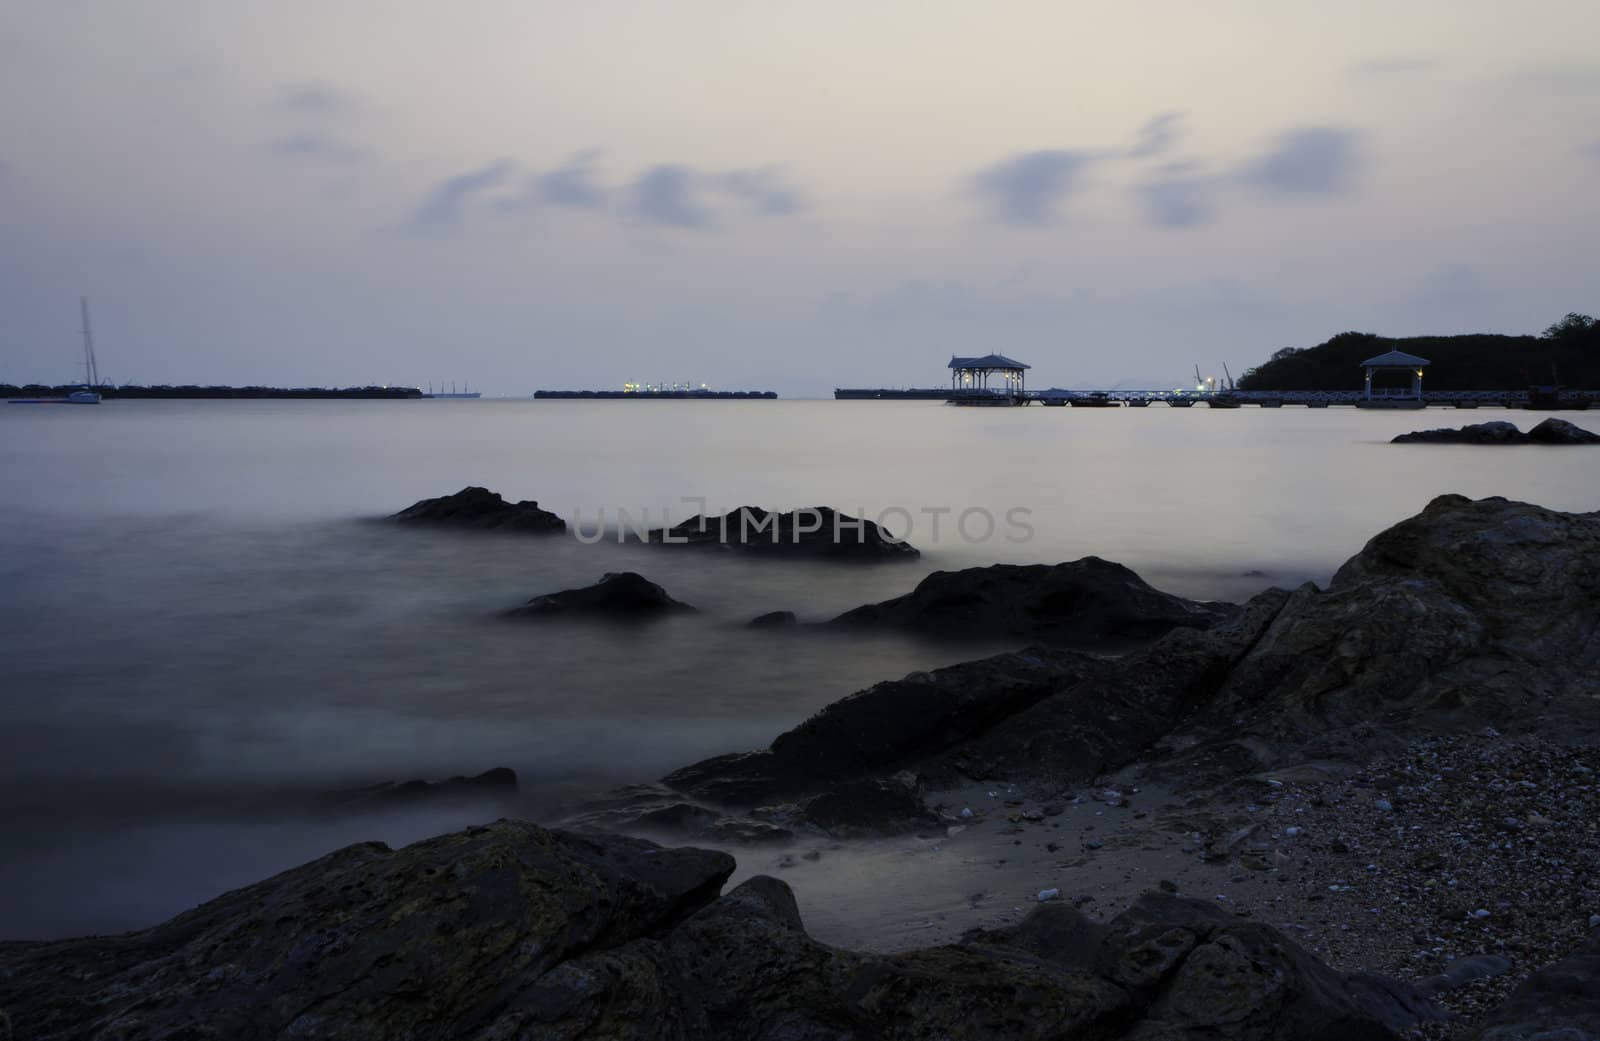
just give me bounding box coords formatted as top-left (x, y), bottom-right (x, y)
top-left (1, 0), bottom-right (1597, 395)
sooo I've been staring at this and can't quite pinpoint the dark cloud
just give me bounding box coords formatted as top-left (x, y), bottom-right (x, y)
top-left (1126, 112), bottom-right (1185, 159)
top-left (266, 133), bottom-right (368, 163)
top-left (274, 82), bottom-right (362, 117)
top-left (1241, 127), bottom-right (1362, 197)
top-left (717, 167), bottom-right (807, 216)
top-left (969, 150), bottom-right (1093, 226)
top-left (1351, 57), bottom-right (1437, 77)
top-left (1136, 163), bottom-right (1216, 227)
top-left (407, 159), bottom-right (517, 230)
top-left (494, 150), bottom-right (609, 213)
top-left (536, 150), bottom-right (608, 209)
top-left (627, 165), bottom-right (712, 228)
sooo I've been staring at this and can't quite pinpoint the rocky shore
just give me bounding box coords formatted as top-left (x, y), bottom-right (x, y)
top-left (4, 493), bottom-right (1598, 1040)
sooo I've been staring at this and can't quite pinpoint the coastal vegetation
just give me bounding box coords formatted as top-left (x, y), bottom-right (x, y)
top-left (1237, 312), bottom-right (1600, 391)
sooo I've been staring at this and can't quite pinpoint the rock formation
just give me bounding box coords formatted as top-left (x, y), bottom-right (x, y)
top-left (647, 506), bottom-right (919, 560)
top-left (507, 571), bottom-right (694, 617)
top-left (1393, 418), bottom-right (1600, 444)
top-left (0, 820), bottom-right (1441, 1041)
top-left (392, 486), bottom-right (566, 532)
top-left (829, 557), bottom-right (1237, 648)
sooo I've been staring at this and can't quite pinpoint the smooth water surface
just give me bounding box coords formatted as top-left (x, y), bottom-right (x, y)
top-left (3, 399), bottom-right (1596, 937)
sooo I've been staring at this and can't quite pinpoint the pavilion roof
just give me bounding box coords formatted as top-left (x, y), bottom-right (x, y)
top-left (1360, 350), bottom-right (1432, 367)
top-left (949, 353), bottom-right (1030, 370)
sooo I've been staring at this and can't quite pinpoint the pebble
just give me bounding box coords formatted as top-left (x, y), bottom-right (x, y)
top-left (1037, 888), bottom-right (1060, 902)
top-left (1374, 799), bottom-right (1394, 812)
top-left (959, 807), bottom-right (973, 818)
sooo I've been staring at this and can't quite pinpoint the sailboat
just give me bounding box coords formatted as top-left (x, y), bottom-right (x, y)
top-left (8, 298), bottom-right (103, 404)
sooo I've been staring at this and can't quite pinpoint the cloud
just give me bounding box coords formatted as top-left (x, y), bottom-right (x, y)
top-left (1351, 57), bottom-right (1437, 77)
top-left (1136, 163), bottom-right (1217, 227)
top-left (407, 159), bottom-right (517, 230)
top-left (266, 132), bottom-right (368, 163)
top-left (274, 81), bottom-right (362, 117)
top-left (969, 150), bottom-right (1094, 226)
top-left (535, 150), bottom-right (608, 209)
top-left (1241, 127), bottom-right (1362, 197)
top-left (717, 167), bottom-right (807, 216)
top-left (627, 165), bottom-right (712, 228)
top-left (1126, 112), bottom-right (1185, 159)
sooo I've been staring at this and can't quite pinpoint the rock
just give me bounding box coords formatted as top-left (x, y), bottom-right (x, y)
top-left (829, 557), bottom-right (1237, 649)
top-left (0, 820), bottom-right (733, 1041)
top-left (0, 828), bottom-right (1444, 1041)
top-left (1393, 421), bottom-right (1526, 444)
top-left (1148, 494), bottom-right (1600, 783)
top-left (507, 571), bottom-right (694, 618)
top-left (391, 485), bottom-right (565, 532)
top-left (647, 506), bottom-right (919, 560)
top-left (321, 766), bottom-right (518, 809)
top-left (799, 774), bottom-right (939, 837)
top-left (1527, 417), bottom-right (1600, 444)
top-left (659, 645), bottom-right (1107, 806)
top-left (1474, 927), bottom-right (1600, 1040)
top-left (1417, 953), bottom-right (1515, 995)
top-left (747, 610), bottom-right (797, 627)
top-left (1038, 888), bottom-right (1061, 901)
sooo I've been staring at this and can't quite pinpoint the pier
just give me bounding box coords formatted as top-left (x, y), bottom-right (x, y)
top-left (834, 351), bottom-right (1596, 408)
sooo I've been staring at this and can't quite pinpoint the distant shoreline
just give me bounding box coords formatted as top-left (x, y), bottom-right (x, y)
top-left (1, 384), bottom-right (422, 400)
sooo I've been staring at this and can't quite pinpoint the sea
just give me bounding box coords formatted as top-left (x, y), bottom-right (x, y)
top-left (2, 398), bottom-right (1596, 939)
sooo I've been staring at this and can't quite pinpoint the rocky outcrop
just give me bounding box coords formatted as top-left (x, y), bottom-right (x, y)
top-left (661, 646), bottom-right (1109, 807)
top-left (321, 767), bottom-right (518, 809)
top-left (650, 495), bottom-right (1600, 822)
top-left (1474, 927), bottom-right (1600, 1040)
top-left (748, 610), bottom-right (798, 627)
top-left (1528, 417), bottom-right (1600, 443)
top-left (0, 820), bottom-right (1441, 1041)
top-left (830, 557), bottom-right (1237, 648)
top-left (507, 571), bottom-right (694, 617)
top-left (1393, 418), bottom-right (1600, 444)
top-left (391, 485), bottom-right (566, 532)
top-left (0, 821), bottom-right (734, 1041)
top-left (647, 506), bottom-right (919, 560)
top-left (1150, 494), bottom-right (1600, 782)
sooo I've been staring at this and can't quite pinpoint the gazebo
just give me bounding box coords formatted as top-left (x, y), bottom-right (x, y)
top-left (950, 354), bottom-right (1029, 395)
top-left (1360, 349), bottom-right (1430, 402)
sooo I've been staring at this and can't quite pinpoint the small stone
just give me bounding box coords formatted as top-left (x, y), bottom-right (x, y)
top-left (1037, 888), bottom-right (1060, 902)
top-left (1375, 799), bottom-right (1394, 812)
top-left (960, 807), bottom-right (974, 818)
top-left (1159, 879), bottom-right (1178, 893)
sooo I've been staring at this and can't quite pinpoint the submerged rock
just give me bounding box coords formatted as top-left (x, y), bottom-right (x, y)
top-left (0, 821), bottom-right (1442, 1041)
top-left (830, 557), bottom-right (1236, 648)
top-left (1527, 416), bottom-right (1600, 444)
top-left (507, 571), bottom-right (694, 617)
top-left (322, 766), bottom-right (518, 809)
top-left (1393, 418), bottom-right (1599, 444)
top-left (646, 506), bottom-right (919, 560)
top-left (1393, 421), bottom-right (1526, 444)
top-left (391, 485), bottom-right (566, 532)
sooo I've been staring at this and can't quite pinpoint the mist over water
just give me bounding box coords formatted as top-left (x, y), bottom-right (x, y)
top-left (3, 399), bottom-right (1597, 938)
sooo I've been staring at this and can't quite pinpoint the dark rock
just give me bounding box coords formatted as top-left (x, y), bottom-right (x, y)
top-left (800, 774), bottom-right (939, 837)
top-left (1417, 953), bottom-right (1515, 996)
top-left (661, 646), bottom-right (1107, 807)
top-left (748, 610), bottom-right (798, 627)
top-left (1392, 421), bottom-right (1525, 444)
top-left (0, 821), bottom-right (733, 1041)
top-left (322, 766), bottom-right (518, 809)
top-left (1527, 417), bottom-right (1600, 444)
top-left (0, 833), bottom-right (1444, 1041)
top-left (1474, 927), bottom-right (1600, 1039)
top-left (830, 557), bottom-right (1237, 648)
top-left (646, 506), bottom-right (919, 560)
top-left (391, 485), bottom-right (565, 532)
top-left (1154, 494), bottom-right (1600, 780)
top-left (507, 571), bottom-right (694, 618)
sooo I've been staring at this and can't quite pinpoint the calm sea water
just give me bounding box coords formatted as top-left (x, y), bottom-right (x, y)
top-left (3, 399), bottom-right (1596, 938)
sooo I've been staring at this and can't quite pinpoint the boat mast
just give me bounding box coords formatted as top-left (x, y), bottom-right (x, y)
top-left (80, 297), bottom-right (100, 388)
